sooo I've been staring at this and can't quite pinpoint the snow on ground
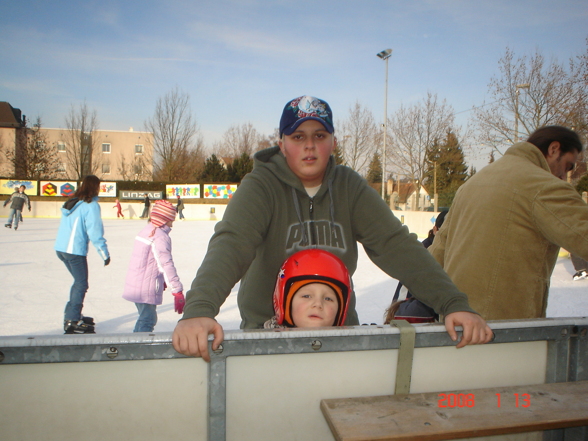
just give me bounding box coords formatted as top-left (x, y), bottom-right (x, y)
top-left (0, 218), bottom-right (586, 337)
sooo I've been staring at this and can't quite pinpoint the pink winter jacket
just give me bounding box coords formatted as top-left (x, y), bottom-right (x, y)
top-left (122, 223), bottom-right (183, 305)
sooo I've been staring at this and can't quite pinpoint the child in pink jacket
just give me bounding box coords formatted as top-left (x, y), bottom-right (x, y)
top-left (123, 200), bottom-right (184, 332)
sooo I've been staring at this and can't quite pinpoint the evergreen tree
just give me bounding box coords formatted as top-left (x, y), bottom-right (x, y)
top-left (423, 131), bottom-right (468, 207)
top-left (366, 152), bottom-right (382, 183)
top-left (577, 173), bottom-right (588, 195)
top-left (227, 152), bottom-right (253, 182)
top-left (202, 154), bottom-right (228, 182)
top-left (332, 145), bottom-right (345, 165)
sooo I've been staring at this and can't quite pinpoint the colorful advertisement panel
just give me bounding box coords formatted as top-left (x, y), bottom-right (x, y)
top-left (166, 184), bottom-right (200, 199)
top-left (203, 184), bottom-right (237, 199)
top-left (99, 182), bottom-right (117, 197)
top-left (40, 181), bottom-right (78, 197)
top-left (0, 179), bottom-right (38, 196)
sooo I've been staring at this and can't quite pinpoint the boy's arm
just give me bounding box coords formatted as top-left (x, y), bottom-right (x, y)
top-left (349, 176), bottom-right (491, 347)
top-left (444, 312), bottom-right (494, 348)
top-left (172, 317), bottom-right (224, 362)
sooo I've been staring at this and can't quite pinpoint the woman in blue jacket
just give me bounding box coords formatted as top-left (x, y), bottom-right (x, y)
top-left (55, 175), bottom-right (110, 334)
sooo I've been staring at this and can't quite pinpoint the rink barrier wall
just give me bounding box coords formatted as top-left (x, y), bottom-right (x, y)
top-left (2, 200), bottom-right (438, 236)
top-left (1, 317), bottom-right (587, 441)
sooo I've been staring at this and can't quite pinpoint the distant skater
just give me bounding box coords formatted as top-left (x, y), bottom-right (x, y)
top-left (113, 198), bottom-right (124, 218)
top-left (3, 185), bottom-right (31, 231)
top-left (176, 195), bottom-right (185, 220)
top-left (140, 194), bottom-right (150, 219)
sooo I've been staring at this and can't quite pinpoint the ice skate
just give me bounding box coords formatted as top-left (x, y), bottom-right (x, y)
top-left (81, 316), bottom-right (95, 325)
top-left (5, 224), bottom-right (11, 228)
top-left (64, 319), bottom-right (96, 334)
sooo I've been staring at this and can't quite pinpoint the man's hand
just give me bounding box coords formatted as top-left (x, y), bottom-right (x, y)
top-left (444, 312), bottom-right (493, 348)
top-left (172, 317), bottom-right (224, 362)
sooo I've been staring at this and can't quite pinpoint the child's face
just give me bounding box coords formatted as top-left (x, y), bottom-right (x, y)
top-left (291, 283), bottom-right (339, 328)
top-left (278, 119), bottom-right (335, 188)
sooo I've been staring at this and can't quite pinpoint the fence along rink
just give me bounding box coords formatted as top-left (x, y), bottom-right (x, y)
top-left (0, 317), bottom-right (586, 441)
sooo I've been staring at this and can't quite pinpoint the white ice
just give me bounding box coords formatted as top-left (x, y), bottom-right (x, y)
top-left (1, 218), bottom-right (586, 336)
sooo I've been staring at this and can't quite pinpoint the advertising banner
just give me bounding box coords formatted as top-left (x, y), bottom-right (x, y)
top-left (119, 190), bottom-right (163, 200)
top-left (166, 184), bottom-right (200, 199)
top-left (0, 179), bottom-right (38, 196)
top-left (40, 181), bottom-right (77, 197)
top-left (99, 182), bottom-right (117, 197)
top-left (203, 184), bottom-right (237, 199)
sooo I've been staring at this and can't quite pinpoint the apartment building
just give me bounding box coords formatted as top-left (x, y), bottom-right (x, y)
top-left (43, 127), bottom-right (154, 181)
top-left (0, 101), bottom-right (154, 181)
top-left (0, 102), bottom-right (25, 177)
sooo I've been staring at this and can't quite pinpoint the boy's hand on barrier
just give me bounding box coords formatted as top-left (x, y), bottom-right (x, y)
top-left (172, 317), bottom-right (224, 362)
top-left (172, 292), bottom-right (185, 314)
top-left (444, 312), bottom-right (493, 348)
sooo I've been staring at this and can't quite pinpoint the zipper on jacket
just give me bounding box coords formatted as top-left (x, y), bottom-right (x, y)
top-left (309, 197), bottom-right (316, 245)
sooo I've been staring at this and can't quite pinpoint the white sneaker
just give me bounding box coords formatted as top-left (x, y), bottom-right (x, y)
top-left (573, 271), bottom-right (587, 281)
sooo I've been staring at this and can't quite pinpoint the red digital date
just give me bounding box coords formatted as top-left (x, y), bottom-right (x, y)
top-left (437, 393), bottom-right (476, 408)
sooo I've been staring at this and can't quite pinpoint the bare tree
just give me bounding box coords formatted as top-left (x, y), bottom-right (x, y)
top-left (388, 92), bottom-right (458, 210)
top-left (258, 128), bottom-right (280, 151)
top-left (63, 101), bottom-right (101, 180)
top-left (145, 87), bottom-right (203, 182)
top-left (117, 152), bottom-right (153, 181)
top-left (472, 47), bottom-right (587, 157)
top-left (216, 123), bottom-right (261, 158)
top-left (337, 101), bottom-right (379, 176)
top-left (2, 117), bottom-right (61, 179)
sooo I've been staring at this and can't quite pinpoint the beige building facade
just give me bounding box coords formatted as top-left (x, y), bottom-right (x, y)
top-left (42, 127), bottom-right (154, 181)
top-left (1, 101), bottom-right (154, 181)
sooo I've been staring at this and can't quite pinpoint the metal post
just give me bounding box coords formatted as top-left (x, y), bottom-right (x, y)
top-left (433, 161), bottom-right (438, 212)
top-left (514, 84), bottom-right (530, 142)
top-left (382, 56), bottom-right (389, 200)
top-left (377, 49), bottom-right (392, 201)
top-left (514, 88), bottom-right (520, 143)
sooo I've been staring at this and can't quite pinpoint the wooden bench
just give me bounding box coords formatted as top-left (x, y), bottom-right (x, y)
top-left (320, 381), bottom-right (588, 441)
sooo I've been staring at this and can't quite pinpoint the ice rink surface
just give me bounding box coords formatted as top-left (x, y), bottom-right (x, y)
top-left (1, 218), bottom-right (586, 336)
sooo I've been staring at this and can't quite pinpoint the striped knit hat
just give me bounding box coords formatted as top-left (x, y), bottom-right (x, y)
top-left (150, 200), bottom-right (177, 227)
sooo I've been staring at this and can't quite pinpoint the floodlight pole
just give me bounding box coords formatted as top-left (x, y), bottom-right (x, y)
top-left (514, 83), bottom-right (530, 142)
top-left (377, 48), bottom-right (392, 201)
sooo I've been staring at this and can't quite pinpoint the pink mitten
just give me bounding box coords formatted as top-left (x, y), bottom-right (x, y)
top-left (172, 292), bottom-right (185, 314)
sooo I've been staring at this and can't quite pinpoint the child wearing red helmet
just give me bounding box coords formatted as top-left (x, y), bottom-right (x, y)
top-left (264, 249), bottom-right (351, 328)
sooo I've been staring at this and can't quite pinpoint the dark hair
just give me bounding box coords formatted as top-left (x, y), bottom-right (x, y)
top-left (526, 126), bottom-right (583, 156)
top-left (74, 175), bottom-right (101, 203)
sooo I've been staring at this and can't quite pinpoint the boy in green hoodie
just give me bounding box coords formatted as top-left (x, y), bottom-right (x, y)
top-left (173, 95), bottom-right (493, 361)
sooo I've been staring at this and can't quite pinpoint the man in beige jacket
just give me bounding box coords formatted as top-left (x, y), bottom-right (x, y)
top-left (429, 126), bottom-right (587, 320)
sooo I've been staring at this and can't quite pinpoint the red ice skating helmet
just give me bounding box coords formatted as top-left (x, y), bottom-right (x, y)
top-left (273, 249), bottom-right (352, 327)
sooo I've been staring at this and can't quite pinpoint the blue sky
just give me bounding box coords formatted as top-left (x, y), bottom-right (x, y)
top-left (1, 0), bottom-right (587, 169)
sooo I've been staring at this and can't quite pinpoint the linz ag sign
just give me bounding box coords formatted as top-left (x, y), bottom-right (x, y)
top-left (120, 191), bottom-right (163, 200)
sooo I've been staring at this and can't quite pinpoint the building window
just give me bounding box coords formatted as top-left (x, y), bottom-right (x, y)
top-left (102, 164), bottom-right (111, 174)
top-left (102, 143), bottom-right (111, 153)
top-left (57, 142), bottom-right (66, 152)
top-left (135, 144), bottom-right (143, 155)
top-left (57, 163), bottom-right (67, 174)
top-left (133, 164), bottom-right (143, 175)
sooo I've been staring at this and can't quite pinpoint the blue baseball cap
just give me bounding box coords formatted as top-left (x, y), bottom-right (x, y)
top-left (279, 96), bottom-right (334, 137)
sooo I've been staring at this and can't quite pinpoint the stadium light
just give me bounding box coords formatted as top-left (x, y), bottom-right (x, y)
top-left (377, 48), bottom-right (392, 200)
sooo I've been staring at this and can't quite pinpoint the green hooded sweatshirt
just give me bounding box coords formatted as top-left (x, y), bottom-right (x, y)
top-left (182, 146), bottom-right (475, 328)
